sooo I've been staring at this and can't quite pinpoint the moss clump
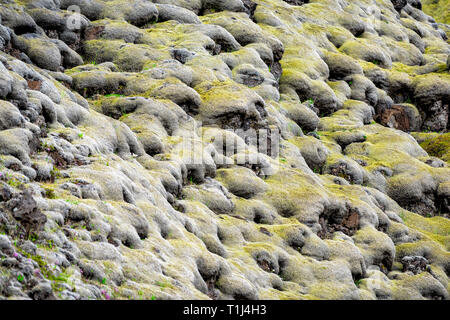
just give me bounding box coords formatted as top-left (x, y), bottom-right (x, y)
top-left (422, 0), bottom-right (450, 24)
top-left (44, 187), bottom-right (57, 199)
top-left (6, 176), bottom-right (22, 188)
top-left (400, 210), bottom-right (450, 248)
top-left (419, 133), bottom-right (450, 163)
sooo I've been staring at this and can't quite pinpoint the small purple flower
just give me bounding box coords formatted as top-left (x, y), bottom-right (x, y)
top-left (100, 289), bottom-right (111, 300)
top-left (13, 252), bottom-right (18, 258)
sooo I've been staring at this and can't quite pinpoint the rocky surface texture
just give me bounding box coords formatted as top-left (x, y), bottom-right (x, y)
top-left (0, 0), bottom-right (449, 300)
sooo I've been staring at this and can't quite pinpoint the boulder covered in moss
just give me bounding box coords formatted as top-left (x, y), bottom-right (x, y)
top-left (0, 0), bottom-right (449, 302)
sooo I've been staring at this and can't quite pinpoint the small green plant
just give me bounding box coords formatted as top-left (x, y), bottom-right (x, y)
top-left (85, 52), bottom-right (100, 66)
top-left (47, 239), bottom-right (55, 249)
top-left (65, 199), bottom-right (80, 205)
top-left (120, 112), bottom-right (131, 120)
top-left (372, 60), bottom-right (380, 65)
top-left (305, 98), bottom-right (314, 105)
top-left (44, 188), bottom-right (56, 199)
top-left (151, 295), bottom-right (157, 300)
top-left (28, 233), bottom-right (38, 243)
top-left (78, 132), bottom-right (84, 139)
top-left (50, 168), bottom-right (62, 180)
top-left (144, 63), bottom-right (157, 70)
top-left (155, 281), bottom-right (167, 288)
top-left (17, 274), bottom-right (24, 283)
top-left (41, 141), bottom-right (56, 152)
top-left (7, 177), bottom-right (21, 188)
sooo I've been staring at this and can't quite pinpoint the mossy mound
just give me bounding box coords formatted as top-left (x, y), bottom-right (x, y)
top-left (0, 0), bottom-right (449, 301)
top-left (422, 0), bottom-right (450, 24)
top-left (419, 133), bottom-right (450, 163)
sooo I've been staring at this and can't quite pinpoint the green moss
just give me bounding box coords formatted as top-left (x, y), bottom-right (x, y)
top-left (422, 0), bottom-right (450, 24)
top-left (154, 280), bottom-right (174, 289)
top-left (281, 57), bottom-right (325, 79)
top-left (65, 199), bottom-right (80, 205)
top-left (419, 133), bottom-right (450, 163)
top-left (6, 177), bottom-right (22, 188)
top-left (142, 62), bottom-right (158, 70)
top-left (396, 240), bottom-right (450, 270)
top-left (400, 210), bottom-right (450, 248)
top-left (44, 187), bottom-right (57, 199)
top-left (306, 281), bottom-right (354, 300)
top-left (411, 132), bottom-right (440, 144)
top-left (104, 94), bottom-right (124, 98)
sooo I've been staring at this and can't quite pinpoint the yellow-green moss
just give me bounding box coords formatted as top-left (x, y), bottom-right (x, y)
top-left (400, 210), bottom-right (450, 248)
top-left (419, 133), bottom-right (450, 163)
top-left (422, 0), bottom-right (450, 24)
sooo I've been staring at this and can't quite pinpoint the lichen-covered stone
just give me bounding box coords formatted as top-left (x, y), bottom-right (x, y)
top-left (0, 0), bottom-right (448, 302)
